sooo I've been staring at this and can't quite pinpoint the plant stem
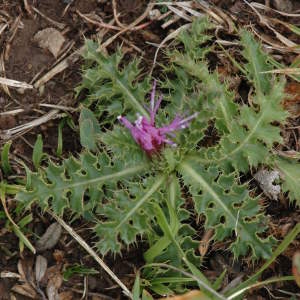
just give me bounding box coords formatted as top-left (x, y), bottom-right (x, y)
top-left (227, 276), bottom-right (295, 300)
top-left (226, 223), bottom-right (300, 297)
top-left (143, 263), bottom-right (226, 300)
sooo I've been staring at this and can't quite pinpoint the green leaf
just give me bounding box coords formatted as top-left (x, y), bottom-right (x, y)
top-left (133, 272), bottom-right (141, 300)
top-left (227, 223), bottom-right (300, 298)
top-left (17, 151), bottom-right (148, 215)
top-left (179, 161), bottom-right (275, 259)
top-left (142, 290), bottom-right (154, 300)
top-left (63, 264), bottom-right (99, 281)
top-left (213, 270), bottom-right (226, 290)
top-left (56, 119), bottom-right (64, 156)
top-left (79, 108), bottom-right (101, 151)
top-left (33, 134), bottom-right (44, 170)
top-left (240, 29), bottom-right (272, 95)
top-left (17, 214), bottom-right (33, 228)
top-left (102, 126), bottom-right (146, 164)
top-left (1, 141), bottom-right (12, 175)
top-left (0, 187), bottom-right (35, 254)
top-left (77, 41), bottom-right (150, 124)
top-left (213, 74), bottom-right (287, 172)
top-left (95, 176), bottom-right (165, 254)
top-left (275, 158), bottom-right (300, 204)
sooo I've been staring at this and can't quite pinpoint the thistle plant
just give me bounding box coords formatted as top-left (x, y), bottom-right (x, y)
top-left (118, 80), bottom-right (198, 155)
top-left (16, 18), bottom-right (300, 295)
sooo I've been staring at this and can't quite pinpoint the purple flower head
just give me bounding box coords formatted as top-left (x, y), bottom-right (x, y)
top-left (118, 80), bottom-right (198, 156)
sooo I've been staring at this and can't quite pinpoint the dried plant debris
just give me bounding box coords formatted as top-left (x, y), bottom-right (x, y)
top-left (272, 0), bottom-right (293, 13)
top-left (8, 255), bottom-right (65, 299)
top-left (254, 169), bottom-right (281, 200)
top-left (35, 222), bottom-right (62, 252)
top-left (33, 28), bottom-right (66, 58)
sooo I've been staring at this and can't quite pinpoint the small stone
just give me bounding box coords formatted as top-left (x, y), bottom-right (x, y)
top-left (272, 0), bottom-right (293, 12)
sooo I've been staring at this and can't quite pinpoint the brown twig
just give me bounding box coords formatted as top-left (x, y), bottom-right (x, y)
top-left (5, 15), bottom-right (21, 61)
top-left (32, 6), bottom-right (65, 30)
top-left (23, 0), bottom-right (33, 17)
top-left (76, 10), bottom-right (121, 31)
top-left (48, 211), bottom-right (133, 299)
top-left (99, 3), bottom-right (154, 50)
top-left (0, 53), bottom-right (10, 96)
top-left (112, 0), bottom-right (126, 28)
top-left (62, 0), bottom-right (74, 17)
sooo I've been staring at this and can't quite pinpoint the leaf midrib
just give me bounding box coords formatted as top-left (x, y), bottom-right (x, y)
top-left (218, 110), bottom-right (265, 162)
top-left (51, 164), bottom-right (148, 191)
top-left (180, 162), bottom-right (271, 258)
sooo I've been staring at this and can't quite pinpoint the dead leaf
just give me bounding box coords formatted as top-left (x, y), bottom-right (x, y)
top-left (34, 28), bottom-right (66, 58)
top-left (199, 229), bottom-right (214, 257)
top-left (46, 265), bottom-right (63, 300)
top-left (47, 274), bottom-right (63, 300)
top-left (17, 259), bottom-right (35, 283)
top-left (36, 222), bottom-right (62, 251)
top-left (159, 290), bottom-right (210, 300)
top-left (254, 169), bottom-right (281, 200)
top-left (58, 291), bottom-right (73, 300)
top-left (0, 271), bottom-right (21, 279)
top-left (53, 249), bottom-right (65, 264)
top-left (12, 283), bottom-right (37, 299)
top-left (35, 255), bottom-right (48, 283)
top-left (292, 252), bottom-right (300, 287)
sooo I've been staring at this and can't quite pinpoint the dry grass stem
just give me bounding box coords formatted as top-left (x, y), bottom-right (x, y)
top-left (76, 10), bottom-right (121, 31)
top-left (0, 77), bottom-right (33, 89)
top-left (0, 109), bottom-right (24, 116)
top-left (32, 7), bottom-right (65, 30)
top-left (1, 109), bottom-right (59, 140)
top-left (150, 23), bottom-right (191, 76)
top-left (0, 53), bottom-right (10, 96)
top-left (48, 211), bottom-right (133, 299)
top-left (251, 2), bottom-right (300, 17)
top-left (0, 23), bottom-right (8, 36)
top-left (33, 46), bottom-right (84, 89)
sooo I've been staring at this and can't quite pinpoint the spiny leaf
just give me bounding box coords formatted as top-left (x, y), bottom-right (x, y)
top-left (79, 108), bottom-right (101, 151)
top-left (275, 158), bottom-right (300, 205)
top-left (170, 52), bottom-right (237, 134)
top-left (95, 176), bottom-right (165, 255)
top-left (17, 152), bottom-right (148, 215)
top-left (214, 79), bottom-right (288, 172)
top-left (76, 41), bottom-right (150, 123)
top-left (240, 30), bottom-right (272, 95)
top-left (101, 126), bottom-right (147, 164)
top-left (179, 161), bottom-right (275, 259)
